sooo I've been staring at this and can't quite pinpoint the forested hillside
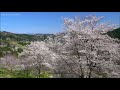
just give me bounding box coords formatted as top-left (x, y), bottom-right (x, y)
top-left (107, 28), bottom-right (120, 39)
top-left (0, 31), bottom-right (54, 57)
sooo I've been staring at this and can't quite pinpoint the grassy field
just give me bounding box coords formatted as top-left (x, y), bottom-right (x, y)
top-left (0, 68), bottom-right (53, 78)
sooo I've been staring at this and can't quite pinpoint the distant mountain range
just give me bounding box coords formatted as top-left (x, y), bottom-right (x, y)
top-left (0, 31), bottom-right (55, 41)
top-left (0, 28), bottom-right (120, 42)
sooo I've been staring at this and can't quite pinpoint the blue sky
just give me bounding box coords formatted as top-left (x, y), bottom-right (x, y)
top-left (0, 12), bottom-right (120, 34)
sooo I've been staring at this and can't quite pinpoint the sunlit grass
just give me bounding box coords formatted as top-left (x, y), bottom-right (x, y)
top-left (0, 68), bottom-right (53, 78)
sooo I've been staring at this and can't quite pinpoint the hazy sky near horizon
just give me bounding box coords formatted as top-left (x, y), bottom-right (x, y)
top-left (1, 12), bottom-right (120, 34)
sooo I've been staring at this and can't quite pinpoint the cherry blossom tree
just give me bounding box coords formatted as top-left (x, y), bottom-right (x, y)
top-left (0, 54), bottom-right (18, 72)
top-left (19, 41), bottom-right (56, 78)
top-left (47, 15), bottom-right (120, 78)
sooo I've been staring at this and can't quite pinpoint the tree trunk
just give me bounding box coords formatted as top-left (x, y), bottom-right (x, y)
top-left (38, 69), bottom-right (41, 78)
